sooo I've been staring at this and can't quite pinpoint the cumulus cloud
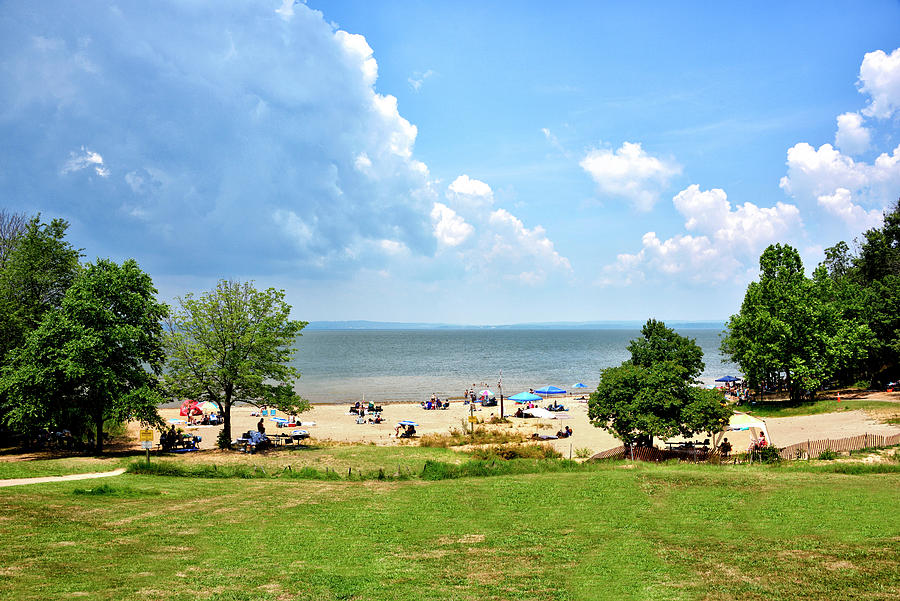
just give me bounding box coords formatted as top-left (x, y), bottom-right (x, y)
top-left (834, 112), bottom-right (871, 155)
top-left (432, 178), bottom-right (571, 285)
top-left (580, 142), bottom-right (680, 211)
top-left (601, 185), bottom-right (800, 286)
top-left (859, 47), bottom-right (900, 119)
top-left (61, 146), bottom-right (109, 177)
top-left (0, 2), bottom-right (436, 277)
top-left (431, 202), bottom-right (473, 247)
top-left (673, 185), bottom-right (801, 254)
top-left (779, 142), bottom-right (900, 229)
top-left (444, 174), bottom-right (494, 215)
top-left (817, 188), bottom-right (883, 232)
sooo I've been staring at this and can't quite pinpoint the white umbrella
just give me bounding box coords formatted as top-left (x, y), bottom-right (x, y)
top-left (524, 407), bottom-right (557, 419)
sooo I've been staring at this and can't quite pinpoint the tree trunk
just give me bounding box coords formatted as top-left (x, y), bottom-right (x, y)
top-left (94, 408), bottom-right (104, 454)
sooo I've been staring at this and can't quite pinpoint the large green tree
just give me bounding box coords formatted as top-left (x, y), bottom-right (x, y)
top-left (163, 280), bottom-right (309, 444)
top-left (722, 244), bottom-right (872, 400)
top-left (589, 320), bottom-right (729, 447)
top-left (0, 259), bottom-right (168, 452)
top-left (0, 215), bottom-right (81, 362)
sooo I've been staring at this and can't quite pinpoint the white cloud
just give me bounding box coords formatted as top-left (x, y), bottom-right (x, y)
top-left (602, 185), bottom-right (800, 286)
top-left (859, 47), bottom-right (900, 119)
top-left (61, 146), bottom-right (109, 177)
top-left (580, 142), bottom-right (680, 211)
top-left (431, 202), bottom-right (473, 247)
top-left (834, 112), bottom-right (871, 155)
top-left (408, 69), bottom-right (434, 91)
top-left (673, 184), bottom-right (801, 255)
top-left (445, 174), bottom-right (494, 214)
top-left (1, 3), bottom-right (441, 277)
top-left (485, 208), bottom-right (572, 284)
top-left (780, 142), bottom-right (900, 227)
top-left (817, 188), bottom-right (883, 232)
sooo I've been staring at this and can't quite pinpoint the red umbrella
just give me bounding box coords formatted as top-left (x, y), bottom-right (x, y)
top-left (179, 399), bottom-right (202, 416)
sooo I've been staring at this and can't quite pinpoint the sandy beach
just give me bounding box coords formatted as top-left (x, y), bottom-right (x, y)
top-left (150, 392), bottom-right (900, 457)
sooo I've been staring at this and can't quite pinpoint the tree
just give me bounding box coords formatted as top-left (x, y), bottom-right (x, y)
top-left (0, 215), bottom-right (82, 362)
top-left (0, 208), bottom-right (28, 270)
top-left (588, 320), bottom-right (729, 447)
top-left (0, 259), bottom-right (168, 452)
top-left (722, 244), bottom-right (872, 400)
top-left (163, 280), bottom-right (309, 445)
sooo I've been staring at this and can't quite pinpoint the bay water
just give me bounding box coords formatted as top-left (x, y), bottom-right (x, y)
top-left (292, 328), bottom-right (739, 403)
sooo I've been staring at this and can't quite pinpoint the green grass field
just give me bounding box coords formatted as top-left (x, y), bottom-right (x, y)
top-left (1, 447), bottom-right (898, 600)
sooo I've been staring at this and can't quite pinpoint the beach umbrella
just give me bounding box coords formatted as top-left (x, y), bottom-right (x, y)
top-left (397, 420), bottom-right (418, 427)
top-left (167, 418), bottom-right (185, 424)
top-left (509, 391), bottom-right (543, 403)
top-left (479, 389), bottom-right (493, 399)
top-left (196, 400), bottom-right (217, 413)
top-left (573, 382), bottom-right (588, 389)
top-left (179, 399), bottom-right (201, 416)
top-left (534, 385), bottom-right (566, 395)
top-left (715, 375), bottom-right (741, 382)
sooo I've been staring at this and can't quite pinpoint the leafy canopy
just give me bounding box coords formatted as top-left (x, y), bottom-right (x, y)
top-left (0, 259), bottom-right (168, 452)
top-left (589, 319), bottom-right (729, 447)
top-left (164, 280), bottom-right (309, 442)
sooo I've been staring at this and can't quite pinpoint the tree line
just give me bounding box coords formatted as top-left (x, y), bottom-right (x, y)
top-left (0, 210), bottom-right (308, 453)
top-left (588, 200), bottom-right (898, 448)
top-left (722, 200), bottom-right (899, 401)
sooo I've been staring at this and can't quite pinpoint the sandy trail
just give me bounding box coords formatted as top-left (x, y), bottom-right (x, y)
top-left (0, 468), bottom-right (126, 488)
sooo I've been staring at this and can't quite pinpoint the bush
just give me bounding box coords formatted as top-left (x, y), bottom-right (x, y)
top-left (470, 443), bottom-right (561, 460)
top-left (575, 447), bottom-right (593, 459)
top-left (419, 427), bottom-right (527, 448)
top-left (750, 445), bottom-right (781, 463)
top-left (817, 449), bottom-right (838, 460)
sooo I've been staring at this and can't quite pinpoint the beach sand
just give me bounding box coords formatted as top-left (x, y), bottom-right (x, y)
top-left (149, 392), bottom-right (900, 457)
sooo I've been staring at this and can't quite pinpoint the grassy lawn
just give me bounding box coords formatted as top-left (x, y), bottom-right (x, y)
top-left (745, 399), bottom-right (899, 419)
top-left (0, 454), bottom-right (130, 480)
top-left (1, 453), bottom-right (897, 600)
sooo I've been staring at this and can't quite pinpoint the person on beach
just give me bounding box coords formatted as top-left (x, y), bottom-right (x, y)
top-left (257, 418), bottom-right (265, 434)
top-left (719, 438), bottom-right (732, 458)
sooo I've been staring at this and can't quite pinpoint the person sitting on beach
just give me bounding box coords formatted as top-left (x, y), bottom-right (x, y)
top-left (556, 428), bottom-right (566, 438)
top-left (514, 408), bottom-right (525, 418)
top-left (257, 418), bottom-right (265, 434)
top-left (719, 438), bottom-right (732, 458)
top-left (757, 432), bottom-right (768, 447)
top-left (565, 426), bottom-right (573, 437)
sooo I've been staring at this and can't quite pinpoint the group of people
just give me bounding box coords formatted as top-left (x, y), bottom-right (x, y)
top-left (349, 401), bottom-right (385, 424)
top-left (188, 412), bottom-right (221, 426)
top-left (422, 394), bottom-right (449, 410)
top-left (160, 425), bottom-right (200, 451)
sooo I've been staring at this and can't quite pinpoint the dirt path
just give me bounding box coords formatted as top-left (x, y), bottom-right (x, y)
top-left (0, 468), bottom-right (126, 488)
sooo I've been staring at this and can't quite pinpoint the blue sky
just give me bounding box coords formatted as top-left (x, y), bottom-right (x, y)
top-left (1, 1), bottom-right (899, 324)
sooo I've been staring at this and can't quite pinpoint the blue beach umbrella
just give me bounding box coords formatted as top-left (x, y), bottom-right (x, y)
top-left (508, 392), bottom-right (543, 403)
top-left (715, 375), bottom-right (739, 382)
top-left (398, 420), bottom-right (418, 427)
top-left (534, 385), bottom-right (567, 395)
top-left (573, 383), bottom-right (588, 389)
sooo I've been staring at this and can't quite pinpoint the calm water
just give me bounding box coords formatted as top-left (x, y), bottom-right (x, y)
top-left (292, 329), bottom-right (739, 403)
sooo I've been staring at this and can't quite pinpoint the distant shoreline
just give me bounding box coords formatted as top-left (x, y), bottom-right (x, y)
top-left (305, 320), bottom-right (727, 331)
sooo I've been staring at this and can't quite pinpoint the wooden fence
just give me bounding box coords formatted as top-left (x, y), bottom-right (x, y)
top-left (777, 432), bottom-right (900, 460)
top-left (591, 432), bottom-right (900, 463)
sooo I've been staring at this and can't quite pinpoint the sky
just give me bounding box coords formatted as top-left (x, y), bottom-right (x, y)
top-left (1, 1), bottom-right (899, 324)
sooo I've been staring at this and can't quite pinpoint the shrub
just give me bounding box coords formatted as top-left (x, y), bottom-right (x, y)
top-left (750, 445), bottom-right (781, 463)
top-left (575, 447), bottom-right (593, 459)
top-left (471, 443), bottom-right (562, 460)
top-left (817, 449), bottom-right (838, 460)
